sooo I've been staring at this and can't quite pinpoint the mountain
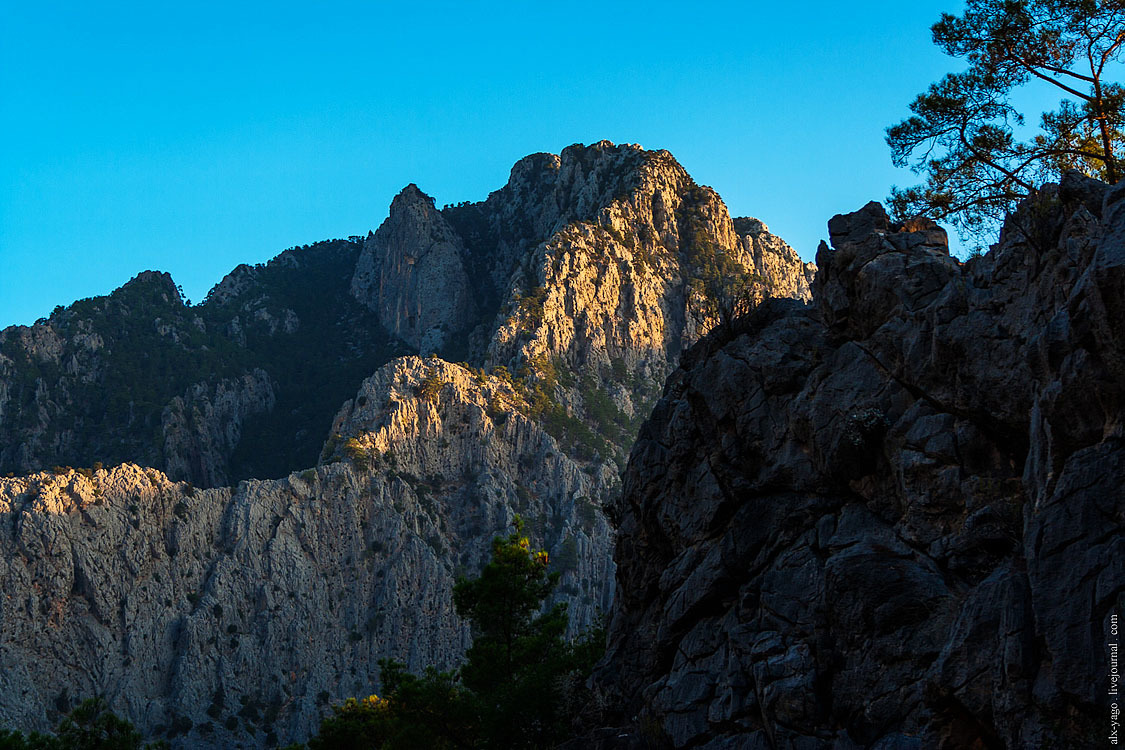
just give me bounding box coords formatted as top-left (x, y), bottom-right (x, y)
top-left (591, 173), bottom-right (1124, 748)
top-left (0, 141), bottom-right (814, 747)
top-left (0, 244), bottom-right (396, 487)
top-left (0, 141), bottom-right (813, 488)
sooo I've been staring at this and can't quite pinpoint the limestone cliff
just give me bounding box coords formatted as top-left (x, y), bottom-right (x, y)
top-left (160, 370), bottom-right (276, 488)
top-left (351, 186), bottom-right (476, 354)
top-left (733, 217), bottom-right (816, 303)
top-left (0, 142), bottom-right (811, 488)
top-left (443, 141), bottom-right (817, 464)
top-left (595, 173), bottom-right (1124, 748)
top-left (0, 359), bottom-right (611, 747)
top-left (0, 141), bottom-right (815, 748)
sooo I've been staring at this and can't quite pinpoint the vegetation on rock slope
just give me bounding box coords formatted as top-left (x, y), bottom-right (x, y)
top-left (0, 240), bottom-right (400, 484)
top-left (0, 142), bottom-right (813, 749)
top-left (300, 520), bottom-right (602, 750)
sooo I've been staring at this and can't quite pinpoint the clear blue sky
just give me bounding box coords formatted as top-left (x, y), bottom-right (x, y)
top-left (1, 1), bottom-right (972, 328)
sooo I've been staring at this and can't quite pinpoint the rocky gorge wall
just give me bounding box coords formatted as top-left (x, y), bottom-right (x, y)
top-left (596, 173), bottom-right (1124, 748)
top-left (0, 141), bottom-right (817, 748)
top-left (0, 359), bottom-right (613, 748)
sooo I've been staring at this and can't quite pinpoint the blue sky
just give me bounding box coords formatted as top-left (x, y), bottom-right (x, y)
top-left (1, 1), bottom-right (975, 327)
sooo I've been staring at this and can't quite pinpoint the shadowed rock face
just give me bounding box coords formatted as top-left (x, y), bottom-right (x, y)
top-left (350, 185), bottom-right (476, 353)
top-left (0, 244), bottom-right (393, 488)
top-left (597, 173), bottom-right (1124, 749)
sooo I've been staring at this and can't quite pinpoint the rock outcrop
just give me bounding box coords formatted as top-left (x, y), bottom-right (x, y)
top-left (351, 185), bottom-right (476, 354)
top-left (733, 217), bottom-right (816, 303)
top-left (0, 141), bottom-right (815, 748)
top-left (0, 359), bottom-right (612, 747)
top-left (0, 142), bottom-right (812, 489)
top-left (160, 369), bottom-right (276, 488)
top-left (597, 173), bottom-right (1123, 748)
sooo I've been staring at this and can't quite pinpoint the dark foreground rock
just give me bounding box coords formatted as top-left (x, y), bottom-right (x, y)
top-left (596, 174), bottom-right (1125, 748)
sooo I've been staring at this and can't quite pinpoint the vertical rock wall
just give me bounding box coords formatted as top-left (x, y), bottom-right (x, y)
top-left (598, 174), bottom-right (1124, 749)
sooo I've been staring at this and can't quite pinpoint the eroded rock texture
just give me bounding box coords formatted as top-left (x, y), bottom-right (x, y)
top-left (599, 174), bottom-right (1124, 749)
top-left (0, 360), bottom-right (612, 748)
top-left (351, 185), bottom-right (476, 354)
top-left (0, 141), bottom-right (813, 489)
top-left (0, 141), bottom-right (815, 748)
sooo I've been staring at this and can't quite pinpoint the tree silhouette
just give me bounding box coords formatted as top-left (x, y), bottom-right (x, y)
top-left (888, 0), bottom-right (1125, 245)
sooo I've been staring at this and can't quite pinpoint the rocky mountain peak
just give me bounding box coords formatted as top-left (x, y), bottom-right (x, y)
top-left (124, 269), bottom-right (178, 288)
top-left (389, 182), bottom-right (436, 211)
top-left (350, 184), bottom-right (474, 354)
top-left (0, 141), bottom-right (815, 489)
top-left (204, 263), bottom-right (258, 307)
top-left (115, 270), bottom-right (184, 307)
top-left (503, 151), bottom-right (562, 190)
top-left (731, 216), bottom-right (767, 235)
top-left (0, 142), bottom-right (822, 748)
top-left (482, 141), bottom-right (688, 244)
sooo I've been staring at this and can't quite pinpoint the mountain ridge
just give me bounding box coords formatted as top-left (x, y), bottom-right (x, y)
top-left (0, 141), bottom-right (813, 487)
top-left (0, 141), bottom-right (816, 748)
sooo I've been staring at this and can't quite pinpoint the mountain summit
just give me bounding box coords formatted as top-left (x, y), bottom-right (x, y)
top-left (0, 141), bottom-right (812, 488)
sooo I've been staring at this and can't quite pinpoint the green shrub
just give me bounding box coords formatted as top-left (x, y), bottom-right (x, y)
top-left (321, 434), bottom-right (342, 462)
top-left (515, 286), bottom-right (548, 328)
top-left (554, 535), bottom-right (580, 573)
top-left (417, 369), bottom-right (445, 403)
top-left (610, 357), bottom-right (628, 382)
top-left (0, 697), bottom-right (168, 749)
top-left (343, 438), bottom-right (370, 471)
top-left (486, 394), bottom-right (509, 425)
top-left (491, 365), bottom-right (513, 385)
top-left (577, 498), bottom-right (599, 528)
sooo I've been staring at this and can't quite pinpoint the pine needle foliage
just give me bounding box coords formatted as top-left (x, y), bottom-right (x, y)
top-left (887, 0), bottom-right (1125, 246)
top-left (303, 518), bottom-right (603, 750)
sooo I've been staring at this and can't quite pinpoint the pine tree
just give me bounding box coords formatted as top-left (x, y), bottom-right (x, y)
top-left (887, 0), bottom-right (1125, 244)
top-left (304, 518), bottom-right (602, 749)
